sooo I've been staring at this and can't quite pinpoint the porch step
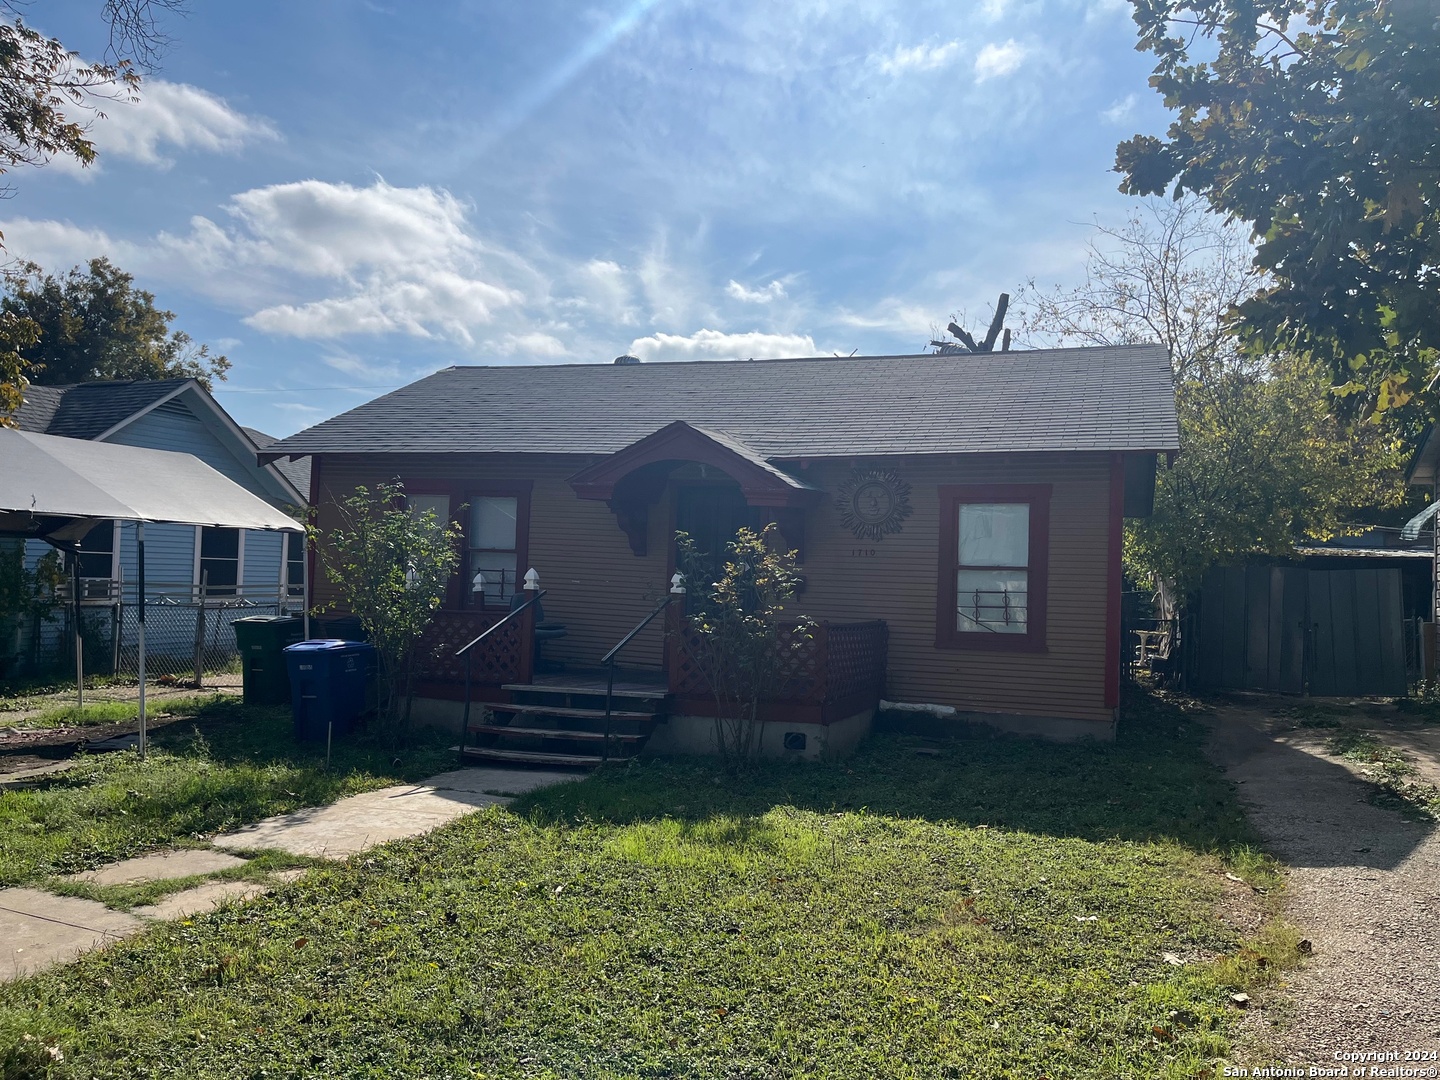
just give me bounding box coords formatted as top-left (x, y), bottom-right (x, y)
top-left (469, 724), bottom-right (648, 743)
top-left (491, 703), bottom-right (656, 722)
top-left (459, 746), bottom-right (605, 767)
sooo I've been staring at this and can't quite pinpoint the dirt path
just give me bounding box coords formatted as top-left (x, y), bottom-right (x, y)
top-left (1205, 704), bottom-right (1440, 1063)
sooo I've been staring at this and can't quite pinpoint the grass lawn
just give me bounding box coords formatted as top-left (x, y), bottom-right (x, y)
top-left (0, 697), bottom-right (456, 887)
top-left (0, 691), bottom-right (1295, 1079)
top-left (3, 693), bottom-right (236, 730)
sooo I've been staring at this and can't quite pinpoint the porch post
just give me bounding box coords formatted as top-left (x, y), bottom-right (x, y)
top-left (515, 568), bottom-right (539, 683)
top-left (664, 572), bottom-right (686, 694)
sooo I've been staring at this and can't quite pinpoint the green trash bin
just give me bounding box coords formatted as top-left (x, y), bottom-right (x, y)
top-left (233, 616), bottom-right (305, 706)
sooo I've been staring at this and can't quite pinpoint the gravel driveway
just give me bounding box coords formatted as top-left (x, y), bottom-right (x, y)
top-left (1205, 703), bottom-right (1440, 1064)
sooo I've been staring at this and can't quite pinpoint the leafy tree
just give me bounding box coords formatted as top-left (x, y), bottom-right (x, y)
top-left (3, 258), bottom-right (230, 388)
top-left (0, 1), bottom-right (183, 179)
top-left (0, 1), bottom-right (186, 419)
top-left (1115, 0), bottom-right (1440, 415)
top-left (676, 524), bottom-right (811, 767)
top-left (311, 481), bottom-right (462, 734)
top-left (1018, 197), bottom-right (1405, 594)
top-left (0, 308), bottom-right (36, 422)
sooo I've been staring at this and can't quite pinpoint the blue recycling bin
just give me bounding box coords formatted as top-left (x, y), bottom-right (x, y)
top-left (283, 640), bottom-right (376, 742)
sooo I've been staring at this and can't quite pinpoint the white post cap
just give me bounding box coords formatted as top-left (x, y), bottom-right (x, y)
top-left (471, 571), bottom-right (486, 592)
top-left (523, 568), bottom-right (540, 590)
top-left (670, 572), bottom-right (686, 594)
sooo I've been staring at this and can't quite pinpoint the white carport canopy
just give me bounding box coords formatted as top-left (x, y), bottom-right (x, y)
top-left (0, 427), bottom-right (299, 542)
top-left (0, 428), bottom-right (303, 756)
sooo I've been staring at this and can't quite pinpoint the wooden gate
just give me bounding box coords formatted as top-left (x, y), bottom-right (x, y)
top-left (1194, 566), bottom-right (1406, 696)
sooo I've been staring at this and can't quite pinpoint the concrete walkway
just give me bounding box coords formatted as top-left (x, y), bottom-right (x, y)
top-left (1, 765), bottom-right (578, 982)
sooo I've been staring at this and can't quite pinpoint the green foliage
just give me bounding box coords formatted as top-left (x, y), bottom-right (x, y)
top-left (2, 258), bottom-right (230, 389)
top-left (676, 524), bottom-right (811, 766)
top-left (0, 310), bottom-right (38, 425)
top-left (1019, 197), bottom-right (1405, 593)
top-left (1116, 0), bottom-right (1440, 414)
top-left (0, 544), bottom-right (63, 673)
top-left (0, 17), bottom-right (140, 177)
top-left (311, 481), bottom-right (461, 731)
top-left (0, 691), bottom-right (1292, 1077)
top-left (1131, 357), bottom-right (1404, 592)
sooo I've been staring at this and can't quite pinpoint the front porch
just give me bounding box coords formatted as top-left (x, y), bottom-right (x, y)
top-left (409, 590), bottom-right (889, 764)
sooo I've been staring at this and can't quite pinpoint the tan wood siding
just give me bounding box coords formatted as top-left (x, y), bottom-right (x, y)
top-left (312, 450), bottom-right (1115, 723)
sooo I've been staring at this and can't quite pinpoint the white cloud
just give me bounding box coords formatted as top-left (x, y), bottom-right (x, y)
top-left (0, 218), bottom-right (128, 269)
top-left (974, 40), bottom-right (1028, 82)
top-left (628, 328), bottom-right (819, 363)
top-left (725, 279), bottom-right (786, 304)
top-left (1102, 94), bottom-right (1137, 124)
top-left (979, 0), bottom-right (1010, 20)
top-left (0, 179), bottom-right (532, 345)
top-left (875, 41), bottom-right (961, 76)
top-left (498, 331), bottom-right (569, 357)
top-left (246, 268), bottom-right (521, 343)
top-left (49, 79), bottom-right (275, 174)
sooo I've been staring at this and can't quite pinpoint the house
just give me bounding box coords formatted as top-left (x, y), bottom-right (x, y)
top-left (5, 379), bottom-right (308, 677)
top-left (13, 379), bottom-right (307, 599)
top-left (261, 345), bottom-right (1179, 758)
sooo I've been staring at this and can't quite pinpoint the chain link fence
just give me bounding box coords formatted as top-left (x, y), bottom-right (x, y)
top-left (2, 579), bottom-right (303, 685)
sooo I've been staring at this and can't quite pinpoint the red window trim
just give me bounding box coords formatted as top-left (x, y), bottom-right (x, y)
top-left (395, 479), bottom-right (532, 611)
top-left (935, 483), bottom-right (1051, 653)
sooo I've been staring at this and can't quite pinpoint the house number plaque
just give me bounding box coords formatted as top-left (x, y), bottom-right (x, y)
top-left (837, 468), bottom-right (912, 541)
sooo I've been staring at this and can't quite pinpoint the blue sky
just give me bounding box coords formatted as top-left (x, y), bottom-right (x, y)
top-left (7, 0), bottom-right (1170, 436)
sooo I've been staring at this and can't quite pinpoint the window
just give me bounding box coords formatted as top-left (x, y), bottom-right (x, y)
top-left (468, 496), bottom-right (518, 605)
top-left (76, 521), bottom-right (115, 598)
top-left (199, 527), bottom-right (240, 597)
top-left (936, 485), bottom-right (1049, 651)
top-left (284, 533), bottom-right (305, 600)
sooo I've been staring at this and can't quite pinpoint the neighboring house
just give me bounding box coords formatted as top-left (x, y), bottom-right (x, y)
top-left (262, 345), bottom-right (1178, 758)
top-left (14, 379), bottom-right (307, 604)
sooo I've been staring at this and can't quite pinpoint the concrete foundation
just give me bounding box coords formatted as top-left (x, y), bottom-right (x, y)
top-left (643, 708), bottom-right (874, 761)
top-left (877, 705), bottom-right (1116, 742)
top-left (407, 696), bottom-right (466, 733)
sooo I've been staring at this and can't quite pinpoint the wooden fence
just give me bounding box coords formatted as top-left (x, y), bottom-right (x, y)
top-left (1193, 565), bottom-right (1407, 696)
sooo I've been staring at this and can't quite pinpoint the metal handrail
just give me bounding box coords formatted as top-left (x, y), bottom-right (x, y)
top-left (455, 589), bottom-right (547, 657)
top-left (457, 589), bottom-right (547, 755)
top-left (601, 594), bottom-right (674, 667)
top-left (599, 593), bottom-right (677, 761)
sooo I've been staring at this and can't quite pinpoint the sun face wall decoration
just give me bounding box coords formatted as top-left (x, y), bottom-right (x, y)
top-left (836, 467), bottom-right (913, 541)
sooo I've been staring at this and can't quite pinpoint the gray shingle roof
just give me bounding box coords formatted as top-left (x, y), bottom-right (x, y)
top-left (244, 427), bottom-right (311, 501)
top-left (263, 345), bottom-right (1179, 461)
top-left (13, 379), bottom-right (189, 439)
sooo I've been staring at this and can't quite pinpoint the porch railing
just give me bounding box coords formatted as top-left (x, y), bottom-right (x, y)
top-left (665, 615), bottom-right (889, 723)
top-left (413, 605), bottom-right (535, 689)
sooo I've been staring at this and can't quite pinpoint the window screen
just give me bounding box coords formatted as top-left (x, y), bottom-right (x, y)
top-left (955, 503), bottom-right (1029, 634)
top-left (468, 496), bottom-right (518, 605)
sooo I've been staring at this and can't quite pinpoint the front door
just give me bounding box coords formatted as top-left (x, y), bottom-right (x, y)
top-left (675, 484), bottom-right (751, 602)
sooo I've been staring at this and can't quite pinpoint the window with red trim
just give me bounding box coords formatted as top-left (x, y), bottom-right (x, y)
top-left (399, 480), bottom-right (531, 610)
top-left (936, 484), bottom-right (1050, 652)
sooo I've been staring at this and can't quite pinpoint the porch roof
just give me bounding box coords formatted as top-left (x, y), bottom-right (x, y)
top-left (568, 421), bottom-right (822, 506)
top-left (261, 344), bottom-right (1178, 463)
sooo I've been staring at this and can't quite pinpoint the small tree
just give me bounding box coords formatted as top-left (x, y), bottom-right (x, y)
top-left (676, 524), bottom-right (811, 767)
top-left (310, 481), bottom-right (461, 734)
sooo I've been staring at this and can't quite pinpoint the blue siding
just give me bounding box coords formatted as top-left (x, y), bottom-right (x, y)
top-left (242, 530), bottom-right (283, 594)
top-left (106, 401), bottom-right (256, 489)
top-left (117, 522), bottom-right (196, 595)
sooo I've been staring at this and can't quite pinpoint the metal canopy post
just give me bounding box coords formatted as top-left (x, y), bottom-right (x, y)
top-left (137, 521), bottom-right (147, 760)
top-left (71, 549), bottom-right (84, 709)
